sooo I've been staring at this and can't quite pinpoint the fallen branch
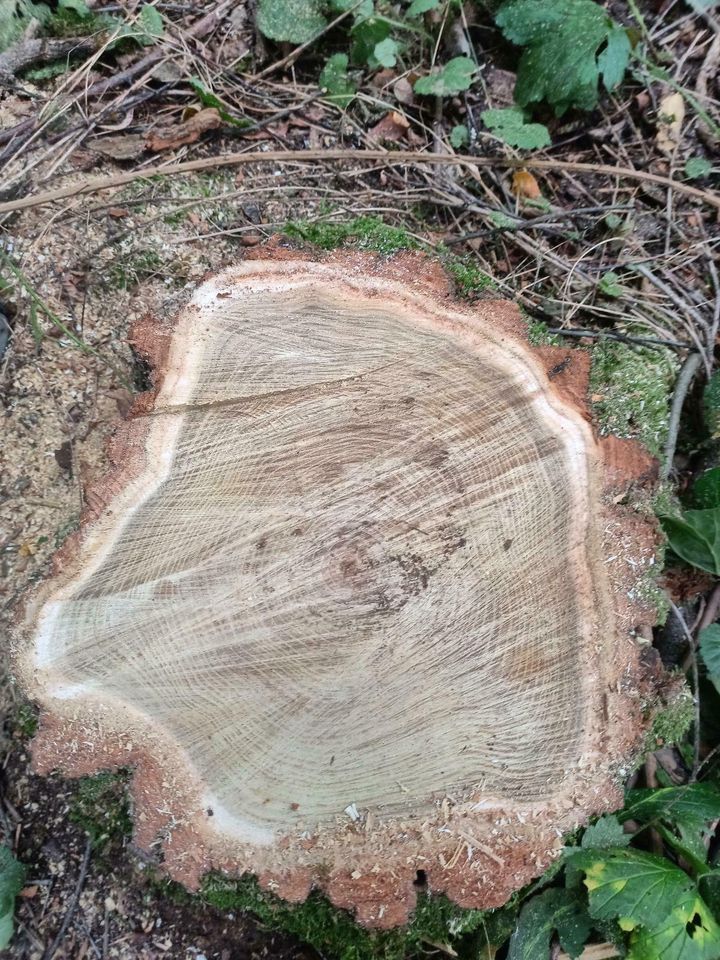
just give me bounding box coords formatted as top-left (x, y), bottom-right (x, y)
top-left (0, 36), bottom-right (103, 77)
top-left (1, 149), bottom-right (719, 218)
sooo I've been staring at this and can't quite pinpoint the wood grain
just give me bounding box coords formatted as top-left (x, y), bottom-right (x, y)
top-left (16, 247), bottom-right (663, 925)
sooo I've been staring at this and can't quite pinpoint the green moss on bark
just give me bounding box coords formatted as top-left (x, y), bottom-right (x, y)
top-left (200, 873), bottom-right (513, 960)
top-left (589, 340), bottom-right (678, 458)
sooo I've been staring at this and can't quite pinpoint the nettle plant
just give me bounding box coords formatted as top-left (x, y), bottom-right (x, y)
top-left (256, 0), bottom-right (635, 150)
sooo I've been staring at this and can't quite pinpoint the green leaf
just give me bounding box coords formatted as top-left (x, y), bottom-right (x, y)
top-left (620, 784), bottom-right (720, 871)
top-left (373, 37), bottom-right (399, 68)
top-left (496, 0), bottom-right (631, 115)
top-left (577, 848), bottom-right (720, 960)
top-left (660, 508), bottom-right (720, 575)
top-left (414, 56), bottom-right (476, 96)
top-left (59, 0), bottom-right (91, 14)
top-left (580, 814), bottom-right (630, 851)
top-left (257, 0), bottom-right (326, 43)
top-left (406, 0), bottom-right (439, 15)
top-left (705, 370), bottom-right (720, 437)
top-left (319, 54), bottom-right (356, 108)
top-left (481, 106), bottom-right (550, 149)
top-left (700, 625), bottom-right (720, 694)
top-left (351, 16), bottom-right (391, 64)
top-left (597, 270), bottom-right (623, 297)
top-left (138, 3), bottom-right (163, 42)
top-left (685, 157), bottom-right (713, 179)
top-left (693, 469), bottom-right (720, 510)
top-left (508, 887), bottom-right (591, 960)
top-left (0, 846), bottom-right (25, 950)
top-left (598, 24), bottom-right (632, 91)
top-left (450, 124), bottom-right (469, 148)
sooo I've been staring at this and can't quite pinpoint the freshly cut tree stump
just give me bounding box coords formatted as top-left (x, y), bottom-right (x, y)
top-left (17, 244), bottom-right (663, 926)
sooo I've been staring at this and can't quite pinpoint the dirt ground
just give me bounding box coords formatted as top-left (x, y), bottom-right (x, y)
top-left (1, 0), bottom-right (719, 957)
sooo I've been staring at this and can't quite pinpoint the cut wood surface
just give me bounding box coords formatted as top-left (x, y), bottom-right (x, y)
top-left (16, 244), bottom-right (663, 926)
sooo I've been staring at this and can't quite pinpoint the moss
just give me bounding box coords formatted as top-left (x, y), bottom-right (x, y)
top-left (54, 515), bottom-right (79, 548)
top-left (107, 249), bottom-right (163, 291)
top-left (201, 873), bottom-right (510, 960)
top-left (283, 217), bottom-right (419, 255)
top-left (589, 340), bottom-right (678, 459)
top-left (643, 680), bottom-right (694, 752)
top-left (13, 703), bottom-right (38, 739)
top-left (442, 257), bottom-right (494, 298)
top-left (527, 318), bottom-right (562, 347)
top-left (282, 217), bottom-right (497, 303)
top-left (69, 771), bottom-right (132, 853)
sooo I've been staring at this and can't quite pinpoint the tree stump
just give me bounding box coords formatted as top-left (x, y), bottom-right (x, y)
top-left (16, 244), bottom-right (663, 926)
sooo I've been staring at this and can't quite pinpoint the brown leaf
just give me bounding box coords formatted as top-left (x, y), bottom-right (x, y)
top-left (89, 134), bottom-right (146, 161)
top-left (511, 169), bottom-right (541, 199)
top-left (145, 108), bottom-right (222, 153)
top-left (368, 111), bottom-right (410, 144)
top-left (393, 77), bottom-right (415, 106)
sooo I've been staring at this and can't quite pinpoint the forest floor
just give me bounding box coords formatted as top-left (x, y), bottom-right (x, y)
top-left (0, 0), bottom-right (719, 958)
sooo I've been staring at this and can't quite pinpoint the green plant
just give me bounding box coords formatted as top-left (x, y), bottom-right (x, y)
top-left (480, 106), bottom-right (551, 149)
top-left (69, 772), bottom-right (132, 852)
top-left (414, 56), bottom-right (476, 96)
top-left (660, 467), bottom-right (720, 576)
top-left (496, 0), bottom-right (632, 114)
top-left (319, 53), bottom-right (357, 108)
top-left (0, 846), bottom-right (25, 951)
top-left (256, 0), bottom-right (324, 43)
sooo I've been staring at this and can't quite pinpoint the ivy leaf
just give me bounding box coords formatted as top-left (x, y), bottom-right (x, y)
top-left (700, 625), bottom-right (720, 695)
top-left (257, 0), bottom-right (326, 44)
top-left (508, 887), bottom-right (592, 960)
top-left (496, 0), bottom-right (631, 115)
top-left (597, 23), bottom-right (632, 91)
top-left (351, 16), bottom-right (391, 65)
top-left (576, 848), bottom-right (720, 960)
top-left (373, 37), bottom-right (399, 68)
top-left (685, 157), bottom-right (713, 179)
top-left (450, 124), bottom-right (469, 148)
top-left (597, 270), bottom-right (623, 297)
top-left (580, 814), bottom-right (630, 851)
top-left (481, 106), bottom-right (550, 149)
top-left (138, 3), bottom-right (163, 42)
top-left (407, 0), bottom-right (439, 14)
top-left (319, 53), bottom-right (356, 108)
top-left (414, 57), bottom-right (475, 96)
top-left (660, 509), bottom-right (720, 576)
top-left (0, 846), bottom-right (24, 950)
top-left (620, 784), bottom-right (720, 870)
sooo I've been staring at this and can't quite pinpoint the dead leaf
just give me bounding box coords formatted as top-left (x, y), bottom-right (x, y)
top-left (656, 92), bottom-right (685, 154)
top-left (393, 77), bottom-right (415, 106)
top-left (145, 108), bottom-right (222, 152)
top-left (368, 111), bottom-right (410, 144)
top-left (89, 134), bottom-right (146, 161)
top-left (511, 169), bottom-right (541, 199)
top-left (20, 885), bottom-right (38, 898)
top-left (108, 207), bottom-right (129, 218)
